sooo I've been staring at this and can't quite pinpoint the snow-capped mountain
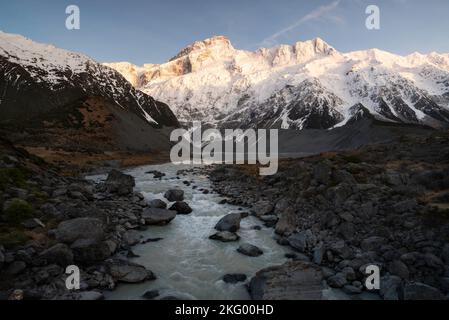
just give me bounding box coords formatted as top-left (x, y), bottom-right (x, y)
top-left (0, 31), bottom-right (178, 128)
top-left (0, 31), bottom-right (179, 152)
top-left (106, 35), bottom-right (449, 129)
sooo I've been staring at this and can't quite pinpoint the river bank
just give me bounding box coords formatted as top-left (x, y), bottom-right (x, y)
top-left (208, 132), bottom-right (449, 300)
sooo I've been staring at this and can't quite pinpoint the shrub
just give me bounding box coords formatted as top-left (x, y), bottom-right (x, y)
top-left (0, 167), bottom-right (29, 191)
top-left (0, 227), bottom-right (30, 248)
top-left (3, 198), bottom-right (34, 225)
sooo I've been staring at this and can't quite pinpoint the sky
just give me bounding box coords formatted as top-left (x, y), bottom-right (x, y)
top-left (0, 0), bottom-right (448, 65)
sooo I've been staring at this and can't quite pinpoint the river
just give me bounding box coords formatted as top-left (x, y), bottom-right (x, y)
top-left (87, 163), bottom-right (291, 300)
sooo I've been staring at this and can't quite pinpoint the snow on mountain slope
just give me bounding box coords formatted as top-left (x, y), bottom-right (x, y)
top-left (108, 35), bottom-right (449, 129)
top-left (0, 31), bottom-right (178, 128)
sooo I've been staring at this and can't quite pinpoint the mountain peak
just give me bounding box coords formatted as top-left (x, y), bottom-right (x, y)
top-left (170, 35), bottom-right (234, 61)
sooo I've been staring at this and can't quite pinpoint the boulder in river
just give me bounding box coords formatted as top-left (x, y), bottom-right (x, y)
top-left (105, 170), bottom-right (135, 195)
top-left (148, 199), bottom-right (167, 209)
top-left (209, 231), bottom-right (240, 242)
top-left (164, 189), bottom-right (184, 202)
top-left (249, 261), bottom-right (323, 300)
top-left (142, 208), bottom-right (176, 225)
top-left (223, 274), bottom-right (247, 284)
top-left (169, 201), bottom-right (193, 214)
top-left (106, 259), bottom-right (155, 283)
top-left (215, 213), bottom-right (245, 232)
top-left (237, 243), bottom-right (263, 257)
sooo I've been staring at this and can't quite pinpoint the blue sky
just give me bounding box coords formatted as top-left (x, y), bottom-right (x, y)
top-left (1, 0), bottom-right (448, 64)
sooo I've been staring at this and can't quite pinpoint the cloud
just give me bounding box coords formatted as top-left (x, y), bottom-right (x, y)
top-left (260, 0), bottom-right (342, 47)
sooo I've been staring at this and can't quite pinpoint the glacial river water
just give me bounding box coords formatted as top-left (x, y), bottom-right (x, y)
top-left (88, 163), bottom-right (291, 300)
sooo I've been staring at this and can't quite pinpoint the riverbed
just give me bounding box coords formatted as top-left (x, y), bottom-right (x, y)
top-left (87, 163), bottom-right (291, 300)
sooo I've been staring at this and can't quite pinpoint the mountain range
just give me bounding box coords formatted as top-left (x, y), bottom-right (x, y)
top-left (0, 31), bottom-right (179, 155)
top-left (106, 35), bottom-right (449, 130)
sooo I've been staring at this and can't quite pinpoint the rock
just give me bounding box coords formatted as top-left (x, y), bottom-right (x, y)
top-left (71, 239), bottom-right (113, 264)
top-left (327, 272), bottom-right (347, 288)
top-left (337, 222), bottom-right (355, 240)
top-left (142, 290), bottom-right (160, 300)
top-left (105, 170), bottom-right (135, 195)
top-left (39, 243), bottom-right (74, 266)
top-left (251, 200), bottom-right (274, 217)
top-left (106, 259), bottom-right (155, 283)
top-left (393, 199), bottom-right (417, 213)
top-left (169, 201), bottom-right (193, 214)
top-left (148, 199), bottom-right (167, 209)
top-left (209, 231), bottom-right (240, 242)
top-left (22, 218), bottom-right (45, 229)
top-left (54, 218), bottom-right (104, 244)
top-left (249, 261), bottom-right (323, 300)
top-left (164, 189), bottom-right (184, 202)
top-left (259, 215), bottom-right (278, 227)
top-left (142, 208), bottom-right (176, 225)
top-left (388, 260), bottom-right (410, 280)
top-left (78, 291), bottom-right (104, 300)
top-left (343, 285), bottom-right (362, 295)
top-left (341, 266), bottom-right (356, 281)
top-left (424, 253), bottom-right (444, 269)
top-left (123, 230), bottom-right (142, 246)
top-left (237, 243), bottom-right (263, 257)
top-left (146, 170), bottom-right (165, 179)
top-left (313, 243), bottom-right (325, 265)
top-left (223, 274), bottom-right (247, 284)
top-left (287, 230), bottom-right (316, 253)
top-left (403, 283), bottom-right (444, 300)
top-left (275, 207), bottom-right (296, 236)
top-left (214, 213), bottom-right (244, 232)
top-left (380, 275), bottom-right (402, 300)
top-left (142, 237), bottom-right (163, 243)
top-left (6, 261), bottom-right (27, 275)
top-left (360, 236), bottom-right (387, 252)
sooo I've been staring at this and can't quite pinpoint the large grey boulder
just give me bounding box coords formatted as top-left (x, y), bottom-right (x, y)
top-left (209, 231), bottom-right (240, 242)
top-left (123, 230), bottom-right (142, 246)
top-left (215, 213), bottom-right (245, 232)
top-left (237, 243), bottom-right (263, 257)
top-left (164, 189), bottom-right (184, 202)
top-left (169, 201), bottom-right (192, 214)
top-left (54, 218), bottom-right (105, 244)
top-left (142, 208), bottom-right (176, 225)
top-left (249, 261), bottom-right (323, 300)
top-left (148, 199), bottom-right (167, 209)
top-left (39, 243), bottom-right (74, 266)
top-left (106, 259), bottom-right (155, 283)
top-left (105, 170), bottom-right (135, 195)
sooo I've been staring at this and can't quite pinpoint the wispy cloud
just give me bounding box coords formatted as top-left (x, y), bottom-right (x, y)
top-left (260, 0), bottom-right (342, 47)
